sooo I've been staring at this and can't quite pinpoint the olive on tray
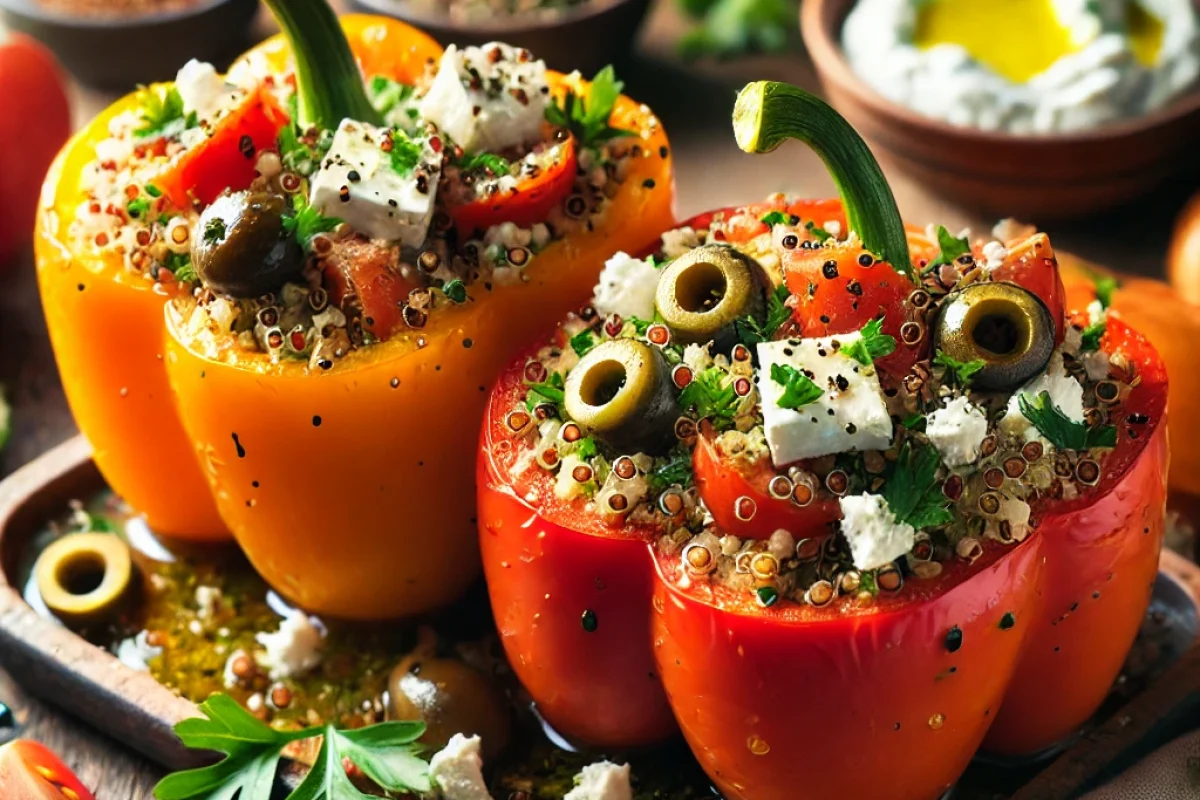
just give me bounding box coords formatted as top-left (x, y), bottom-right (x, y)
top-left (34, 533), bottom-right (134, 626)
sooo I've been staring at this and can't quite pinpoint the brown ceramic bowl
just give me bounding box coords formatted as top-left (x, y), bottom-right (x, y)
top-left (801, 0), bottom-right (1200, 221)
top-left (348, 0), bottom-right (651, 76)
top-left (0, 0), bottom-right (260, 91)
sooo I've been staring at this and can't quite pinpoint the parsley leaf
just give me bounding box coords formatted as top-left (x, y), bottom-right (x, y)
top-left (145, 184), bottom-right (163, 198)
top-left (736, 284), bottom-right (791, 346)
top-left (544, 66), bottom-right (634, 148)
top-left (442, 279), bottom-right (468, 303)
top-left (292, 724), bottom-right (429, 800)
top-left (1018, 391), bottom-right (1116, 451)
top-left (203, 218), bottom-right (226, 246)
top-left (1083, 269), bottom-right (1120, 310)
top-left (279, 122), bottom-right (320, 176)
top-left (679, 367), bottom-right (739, 426)
top-left (840, 318), bottom-right (896, 367)
top-left (760, 210), bottom-right (792, 227)
top-left (134, 85), bottom-right (195, 140)
top-left (389, 129), bottom-right (425, 176)
top-left (901, 412), bottom-right (925, 431)
top-left (574, 436), bottom-right (599, 461)
top-left (368, 75), bottom-right (415, 116)
top-left (282, 197), bottom-right (341, 249)
top-left (925, 225), bottom-right (971, 271)
top-left (164, 252), bottom-right (196, 282)
top-left (770, 363), bottom-right (823, 409)
top-left (1080, 320), bottom-right (1106, 352)
top-left (933, 350), bottom-right (985, 387)
top-left (458, 151), bottom-right (512, 177)
top-left (883, 442), bottom-right (953, 530)
top-left (805, 220), bottom-right (832, 242)
top-left (126, 196), bottom-right (152, 220)
top-left (570, 329), bottom-right (597, 357)
top-left (647, 448), bottom-right (694, 491)
top-left (526, 371), bottom-right (566, 412)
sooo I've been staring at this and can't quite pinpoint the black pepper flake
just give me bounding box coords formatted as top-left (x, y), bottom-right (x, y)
top-left (642, 178), bottom-right (656, 189)
top-left (659, 145), bottom-right (669, 158)
top-left (834, 375), bottom-right (849, 392)
top-left (999, 612), bottom-right (1016, 630)
top-left (338, 186), bottom-right (351, 203)
top-left (77, 283), bottom-right (85, 292)
top-left (782, 234), bottom-right (799, 249)
top-left (238, 134), bottom-right (254, 159)
top-left (893, 722), bottom-right (901, 731)
top-left (312, 415), bottom-right (322, 427)
top-left (581, 609), bottom-right (598, 632)
top-left (847, 280), bottom-right (864, 296)
top-left (1092, 591), bottom-right (1101, 599)
top-left (944, 626), bottom-right (963, 652)
top-left (347, 169), bottom-right (362, 183)
top-left (232, 433), bottom-right (246, 458)
top-left (858, 253), bottom-right (874, 267)
top-left (1127, 413), bottom-right (1149, 424)
top-left (822, 260), bottom-right (839, 279)
top-left (463, 338), bottom-right (474, 348)
top-left (819, 314), bottom-right (831, 324)
top-left (252, 480), bottom-right (260, 488)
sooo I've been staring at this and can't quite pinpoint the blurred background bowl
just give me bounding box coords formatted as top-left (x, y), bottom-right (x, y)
top-left (801, 0), bottom-right (1200, 222)
top-left (349, 0), bottom-right (652, 76)
top-left (0, 0), bottom-right (260, 91)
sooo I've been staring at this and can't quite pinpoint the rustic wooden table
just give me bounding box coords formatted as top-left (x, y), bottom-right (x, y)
top-left (0, 1), bottom-right (1196, 795)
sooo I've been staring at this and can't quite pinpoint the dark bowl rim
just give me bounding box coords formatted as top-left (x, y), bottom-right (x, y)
top-left (0, 0), bottom-right (251, 30)
top-left (800, 0), bottom-right (1200, 146)
top-left (350, 0), bottom-right (644, 36)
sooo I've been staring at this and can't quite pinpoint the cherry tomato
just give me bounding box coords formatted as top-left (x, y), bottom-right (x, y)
top-left (450, 135), bottom-right (578, 234)
top-left (0, 34), bottom-right (70, 265)
top-left (0, 740), bottom-right (95, 800)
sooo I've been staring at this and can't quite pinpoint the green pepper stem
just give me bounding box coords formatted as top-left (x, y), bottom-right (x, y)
top-left (733, 81), bottom-right (912, 280)
top-left (262, 0), bottom-right (383, 130)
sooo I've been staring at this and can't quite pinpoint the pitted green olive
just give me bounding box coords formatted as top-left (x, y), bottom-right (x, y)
top-left (563, 339), bottom-right (679, 455)
top-left (935, 282), bottom-right (1055, 390)
top-left (34, 533), bottom-right (133, 626)
top-left (654, 244), bottom-right (768, 350)
top-left (191, 191), bottom-right (304, 298)
top-left (388, 657), bottom-right (511, 761)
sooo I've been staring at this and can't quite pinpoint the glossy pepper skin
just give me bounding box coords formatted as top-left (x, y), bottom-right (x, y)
top-left (161, 21), bottom-right (675, 620)
top-left (477, 198), bottom-right (1169, 793)
top-left (0, 740), bottom-right (95, 800)
top-left (33, 16), bottom-right (435, 542)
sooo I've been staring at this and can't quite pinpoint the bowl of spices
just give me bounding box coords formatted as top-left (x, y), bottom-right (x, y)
top-left (801, 0), bottom-right (1200, 220)
top-left (0, 0), bottom-right (261, 90)
top-left (349, 0), bottom-right (652, 75)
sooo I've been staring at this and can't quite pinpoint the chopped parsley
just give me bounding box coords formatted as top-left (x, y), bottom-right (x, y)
top-left (901, 412), bottom-right (925, 430)
top-left (573, 436), bottom-right (599, 461)
top-left (883, 441), bottom-right (953, 530)
top-left (442, 279), bottom-right (468, 304)
top-left (925, 225), bottom-right (971, 272)
top-left (805, 220), bottom-right (832, 242)
top-left (841, 318), bottom-right (896, 367)
top-left (203, 218), bottom-right (227, 246)
top-left (389, 129), bottom-right (425, 176)
top-left (282, 197), bottom-right (340, 249)
top-left (760, 210), bottom-right (793, 227)
top-left (526, 371), bottom-right (566, 412)
top-left (678, 367), bottom-right (739, 426)
top-left (1018, 391), bottom-right (1116, 451)
top-left (278, 122), bottom-right (320, 176)
top-left (458, 151), bottom-right (512, 177)
top-left (544, 65), bottom-right (633, 148)
top-left (134, 85), bottom-right (196, 140)
top-left (126, 196), bottom-right (152, 220)
top-left (736, 284), bottom-right (791, 346)
top-left (368, 75), bottom-right (415, 116)
top-left (933, 350), bottom-right (985, 387)
top-left (144, 184), bottom-right (163, 198)
top-left (627, 316), bottom-right (655, 336)
top-left (1080, 320), bottom-right (1106, 352)
top-left (770, 363), bottom-right (823, 409)
top-left (1090, 272), bottom-right (1119, 310)
top-left (647, 448), bottom-right (693, 491)
top-left (164, 252), bottom-right (196, 282)
top-left (570, 329), bottom-right (597, 357)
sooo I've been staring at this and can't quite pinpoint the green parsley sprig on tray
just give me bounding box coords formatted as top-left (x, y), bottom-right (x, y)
top-left (933, 350), bottom-right (985, 387)
top-left (283, 197), bottom-right (341, 250)
top-left (458, 151), bottom-right (513, 177)
top-left (544, 66), bottom-right (633, 148)
top-left (1018, 391), bottom-right (1117, 451)
top-left (526, 371), bottom-right (567, 414)
top-left (153, 694), bottom-right (429, 800)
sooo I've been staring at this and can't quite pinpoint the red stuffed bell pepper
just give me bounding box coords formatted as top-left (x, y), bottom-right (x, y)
top-left (479, 80), bottom-right (1167, 798)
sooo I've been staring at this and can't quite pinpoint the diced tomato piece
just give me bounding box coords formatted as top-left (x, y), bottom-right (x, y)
top-left (450, 135), bottom-right (577, 234)
top-left (987, 233), bottom-right (1067, 345)
top-left (0, 740), bottom-right (95, 800)
top-left (323, 237), bottom-right (416, 341)
top-left (156, 86), bottom-right (288, 209)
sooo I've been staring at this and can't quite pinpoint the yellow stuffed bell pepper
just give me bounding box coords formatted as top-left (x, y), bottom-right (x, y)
top-left (161, 1), bottom-right (674, 618)
top-left (35, 14), bottom-right (442, 541)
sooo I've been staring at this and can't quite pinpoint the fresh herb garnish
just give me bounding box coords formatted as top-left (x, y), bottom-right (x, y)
top-left (901, 412), bottom-right (926, 431)
top-left (677, 0), bottom-right (794, 59)
top-left (841, 318), bottom-right (896, 367)
top-left (933, 350), bottom-right (985, 387)
top-left (1080, 320), bottom-right (1106, 352)
top-left (736, 284), bottom-right (791, 346)
top-left (647, 448), bottom-right (694, 491)
top-left (760, 210), bottom-right (791, 227)
top-left (925, 225), bottom-right (971, 272)
top-left (1084, 270), bottom-right (1119, 310)
top-left (442, 280), bottom-right (468, 304)
top-left (678, 367), bottom-right (739, 426)
top-left (203, 218), bottom-right (227, 245)
top-left (126, 196), bottom-right (152, 220)
top-left (458, 151), bottom-right (512, 177)
top-left (526, 371), bottom-right (566, 412)
top-left (164, 252), bottom-right (196, 282)
top-left (769, 362), bottom-right (823, 409)
top-left (144, 184), bottom-right (163, 198)
top-left (134, 85), bottom-right (196, 140)
top-left (574, 436), bottom-right (599, 461)
top-left (544, 66), bottom-right (633, 148)
top-left (1018, 391), bottom-right (1117, 451)
top-left (627, 316), bottom-right (654, 336)
top-left (883, 441), bottom-right (953, 530)
top-left (570, 329), bottom-right (597, 357)
top-left (279, 121), bottom-right (320, 176)
top-left (368, 75), bottom-right (415, 116)
top-left (153, 694), bottom-right (428, 800)
top-left (389, 129), bottom-right (425, 176)
top-left (805, 220), bottom-right (832, 242)
top-left (282, 197), bottom-right (341, 248)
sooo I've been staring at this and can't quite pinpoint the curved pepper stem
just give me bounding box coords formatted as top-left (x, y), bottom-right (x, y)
top-left (733, 81), bottom-right (912, 280)
top-left (262, 0), bottom-right (383, 130)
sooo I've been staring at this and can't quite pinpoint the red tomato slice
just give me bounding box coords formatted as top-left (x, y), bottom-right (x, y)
top-left (0, 740), bottom-right (95, 800)
top-left (987, 233), bottom-right (1067, 345)
top-left (323, 237), bottom-right (416, 341)
top-left (450, 135), bottom-right (577, 235)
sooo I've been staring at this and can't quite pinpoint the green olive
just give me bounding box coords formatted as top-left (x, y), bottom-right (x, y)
top-left (388, 657), bottom-right (511, 761)
top-left (34, 533), bottom-right (133, 626)
top-left (935, 282), bottom-right (1055, 390)
top-left (191, 191), bottom-right (304, 298)
top-left (563, 339), bottom-right (679, 455)
top-left (654, 244), bottom-right (768, 350)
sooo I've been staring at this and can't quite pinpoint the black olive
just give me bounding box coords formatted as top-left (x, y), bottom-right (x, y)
top-left (191, 191), bottom-right (304, 298)
top-left (655, 244), bottom-right (769, 351)
top-left (387, 657), bottom-right (511, 762)
top-left (563, 339), bottom-right (679, 455)
top-left (935, 282), bottom-right (1055, 390)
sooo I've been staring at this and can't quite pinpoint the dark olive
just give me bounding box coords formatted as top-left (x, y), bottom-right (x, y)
top-left (388, 657), bottom-right (511, 761)
top-left (34, 533), bottom-right (133, 626)
top-left (935, 282), bottom-right (1055, 390)
top-left (191, 191), bottom-right (304, 298)
top-left (563, 339), bottom-right (679, 455)
top-left (654, 244), bottom-right (768, 350)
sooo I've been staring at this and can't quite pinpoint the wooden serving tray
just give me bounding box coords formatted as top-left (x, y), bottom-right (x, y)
top-left (1, 435), bottom-right (1199, 797)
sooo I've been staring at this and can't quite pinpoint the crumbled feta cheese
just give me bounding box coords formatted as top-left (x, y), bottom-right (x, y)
top-left (175, 60), bottom-right (232, 122)
top-left (757, 334), bottom-right (894, 466)
top-left (981, 241), bottom-right (1008, 270)
top-left (926, 396), bottom-right (989, 467)
top-left (255, 610), bottom-right (325, 680)
top-left (1086, 299), bottom-right (1105, 326)
top-left (839, 493), bottom-right (917, 571)
top-left (682, 343), bottom-right (714, 373)
top-left (116, 630), bottom-right (163, 672)
top-left (565, 761), bottom-right (634, 800)
top-left (194, 586), bottom-right (222, 621)
top-left (419, 42), bottom-right (548, 154)
top-left (430, 734), bottom-right (493, 800)
top-left (308, 119), bottom-right (439, 247)
top-left (591, 251), bottom-right (659, 320)
top-left (660, 226), bottom-right (700, 259)
top-left (823, 219), bottom-right (843, 238)
top-left (1000, 352), bottom-right (1085, 442)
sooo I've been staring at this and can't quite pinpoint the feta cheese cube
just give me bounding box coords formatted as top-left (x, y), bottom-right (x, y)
top-left (419, 42), bottom-right (548, 154)
top-left (592, 251), bottom-right (660, 320)
top-left (430, 734), bottom-right (492, 800)
top-left (565, 761), bottom-right (634, 800)
top-left (839, 493), bottom-right (917, 571)
top-left (175, 59), bottom-right (233, 122)
top-left (255, 609), bottom-right (325, 680)
top-left (926, 395), bottom-right (989, 467)
top-left (308, 119), bottom-right (439, 247)
top-left (757, 334), bottom-right (894, 466)
top-left (999, 352), bottom-right (1085, 442)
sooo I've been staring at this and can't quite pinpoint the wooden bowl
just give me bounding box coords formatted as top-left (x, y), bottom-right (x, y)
top-left (0, 0), bottom-right (260, 91)
top-left (800, 0), bottom-right (1200, 221)
top-left (348, 0), bottom-right (651, 76)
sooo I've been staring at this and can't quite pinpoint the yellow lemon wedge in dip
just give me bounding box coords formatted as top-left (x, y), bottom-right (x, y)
top-left (1126, 2), bottom-right (1165, 66)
